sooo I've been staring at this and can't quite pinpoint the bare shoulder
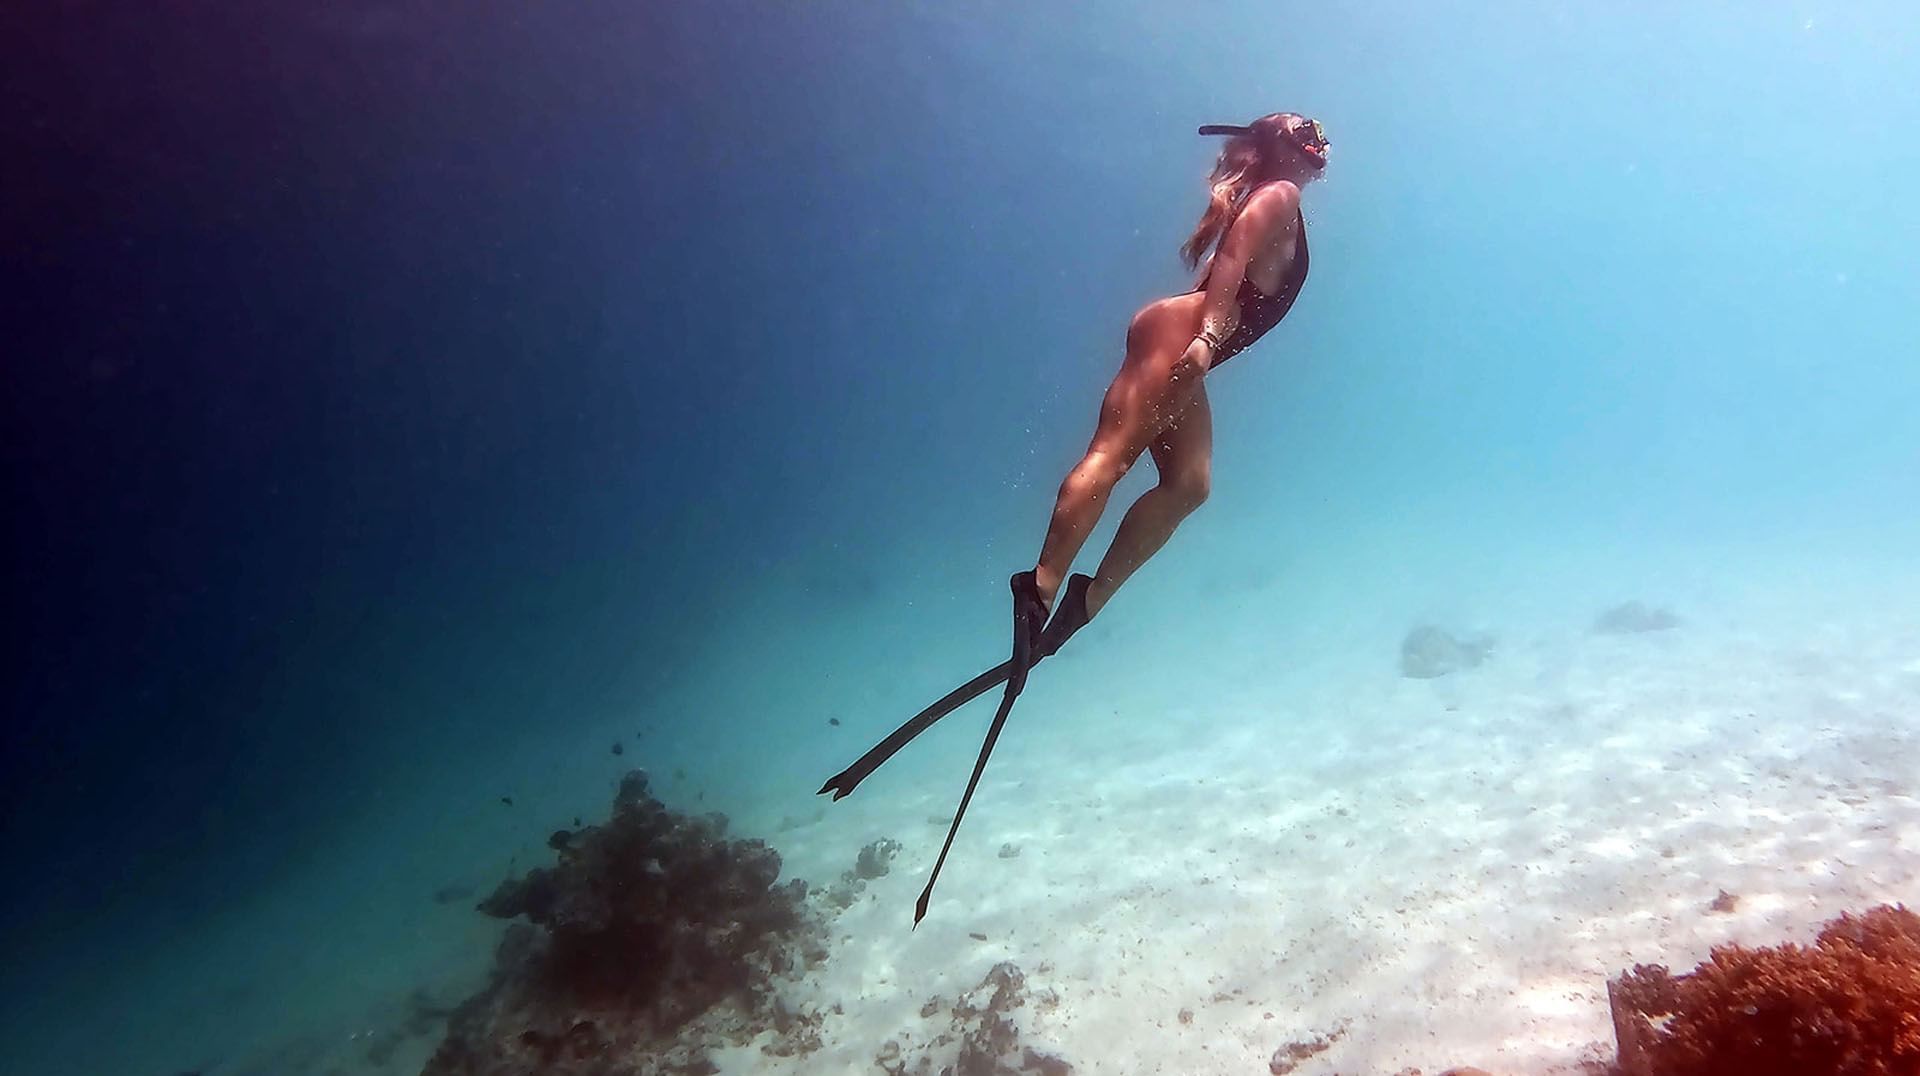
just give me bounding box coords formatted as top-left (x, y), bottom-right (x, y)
top-left (1244, 180), bottom-right (1301, 221)
top-left (1222, 182), bottom-right (1299, 253)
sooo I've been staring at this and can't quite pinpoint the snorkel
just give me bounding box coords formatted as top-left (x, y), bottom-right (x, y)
top-left (1198, 115), bottom-right (1330, 172)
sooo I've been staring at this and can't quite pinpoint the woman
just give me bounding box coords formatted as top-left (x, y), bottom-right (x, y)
top-left (1012, 111), bottom-right (1329, 676)
top-left (820, 113), bottom-right (1329, 923)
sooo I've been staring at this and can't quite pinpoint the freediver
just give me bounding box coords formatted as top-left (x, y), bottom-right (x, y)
top-left (820, 113), bottom-right (1330, 923)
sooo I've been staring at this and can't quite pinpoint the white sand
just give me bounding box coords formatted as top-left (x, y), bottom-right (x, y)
top-left (17, 550), bottom-right (1918, 1076)
top-left (744, 562), bottom-right (1920, 1075)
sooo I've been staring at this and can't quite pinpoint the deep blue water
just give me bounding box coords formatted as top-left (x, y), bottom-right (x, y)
top-left (6, 3), bottom-right (1919, 1073)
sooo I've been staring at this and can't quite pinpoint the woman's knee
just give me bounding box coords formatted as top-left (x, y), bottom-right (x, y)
top-left (1066, 444), bottom-right (1134, 497)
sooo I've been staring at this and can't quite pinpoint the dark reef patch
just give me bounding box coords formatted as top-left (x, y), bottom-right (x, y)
top-left (423, 769), bottom-right (828, 1075)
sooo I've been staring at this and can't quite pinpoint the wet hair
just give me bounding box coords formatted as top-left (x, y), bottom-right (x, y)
top-left (1180, 112), bottom-right (1305, 271)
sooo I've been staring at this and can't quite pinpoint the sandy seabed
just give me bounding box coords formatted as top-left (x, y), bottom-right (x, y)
top-left (744, 589), bottom-right (1920, 1075)
top-left (16, 560), bottom-right (1920, 1076)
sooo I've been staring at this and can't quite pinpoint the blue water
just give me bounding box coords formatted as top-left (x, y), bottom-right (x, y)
top-left (6, 3), bottom-right (1918, 1074)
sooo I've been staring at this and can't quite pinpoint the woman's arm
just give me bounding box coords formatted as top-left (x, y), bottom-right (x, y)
top-left (1187, 183), bottom-right (1300, 372)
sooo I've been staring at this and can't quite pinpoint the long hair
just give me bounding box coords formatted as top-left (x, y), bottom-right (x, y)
top-left (1180, 112), bottom-right (1297, 271)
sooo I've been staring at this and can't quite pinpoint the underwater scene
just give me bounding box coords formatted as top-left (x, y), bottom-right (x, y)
top-left (8, 3), bottom-right (1920, 1074)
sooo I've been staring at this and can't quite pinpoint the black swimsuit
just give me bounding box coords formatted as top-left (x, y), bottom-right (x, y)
top-left (1194, 207), bottom-right (1310, 369)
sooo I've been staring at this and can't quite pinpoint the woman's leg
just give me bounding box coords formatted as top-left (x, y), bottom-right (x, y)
top-left (1083, 385), bottom-right (1212, 617)
top-left (1032, 295), bottom-right (1207, 607)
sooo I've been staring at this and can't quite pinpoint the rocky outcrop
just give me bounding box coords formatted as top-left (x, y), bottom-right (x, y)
top-left (1593, 602), bottom-right (1679, 634)
top-left (874, 963), bottom-right (1072, 1076)
top-left (1399, 625), bottom-right (1493, 679)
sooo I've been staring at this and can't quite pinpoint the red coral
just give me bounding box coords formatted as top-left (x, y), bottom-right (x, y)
top-left (1610, 905), bottom-right (1920, 1076)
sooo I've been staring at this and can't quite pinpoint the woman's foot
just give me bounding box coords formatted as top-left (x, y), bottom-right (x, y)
top-left (1031, 565), bottom-right (1064, 611)
top-left (1084, 575), bottom-right (1112, 619)
top-left (1035, 573), bottom-right (1095, 658)
top-left (1008, 571), bottom-right (1051, 692)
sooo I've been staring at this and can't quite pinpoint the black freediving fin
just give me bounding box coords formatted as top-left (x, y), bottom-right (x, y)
top-left (913, 571), bottom-right (1047, 925)
top-left (1036, 572), bottom-right (1092, 661)
top-left (815, 573), bottom-right (1096, 802)
top-left (915, 668), bottom-right (1023, 926)
top-left (816, 572), bottom-right (1095, 925)
top-left (814, 660), bottom-right (1013, 801)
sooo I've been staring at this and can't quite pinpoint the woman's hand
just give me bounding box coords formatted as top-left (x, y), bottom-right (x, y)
top-left (1175, 337), bottom-right (1214, 380)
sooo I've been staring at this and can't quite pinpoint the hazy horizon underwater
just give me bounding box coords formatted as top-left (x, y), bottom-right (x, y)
top-left (7, 3), bottom-right (1920, 1074)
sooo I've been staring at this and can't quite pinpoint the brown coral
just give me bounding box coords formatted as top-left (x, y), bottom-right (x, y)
top-left (1610, 904), bottom-right (1920, 1076)
top-left (423, 770), bottom-right (828, 1075)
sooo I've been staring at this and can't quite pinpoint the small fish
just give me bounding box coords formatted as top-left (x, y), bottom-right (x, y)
top-left (829, 717), bottom-right (841, 727)
top-left (500, 796), bottom-right (514, 807)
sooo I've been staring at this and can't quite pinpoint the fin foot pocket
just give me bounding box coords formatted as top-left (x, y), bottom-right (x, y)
top-left (1036, 573), bottom-right (1094, 658)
